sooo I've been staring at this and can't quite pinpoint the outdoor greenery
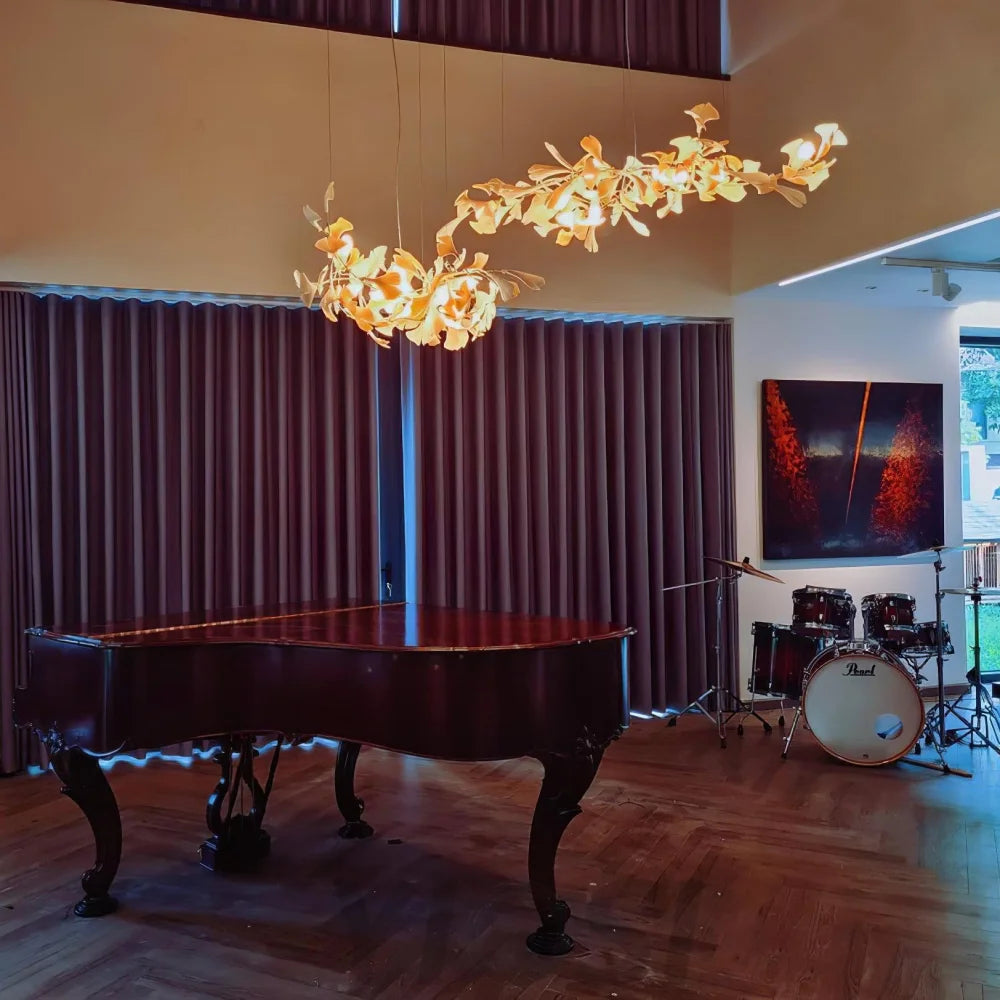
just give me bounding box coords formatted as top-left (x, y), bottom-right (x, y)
top-left (961, 346), bottom-right (1000, 441)
top-left (966, 601), bottom-right (1000, 674)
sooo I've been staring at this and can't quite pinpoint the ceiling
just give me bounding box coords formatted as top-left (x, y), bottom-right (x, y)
top-left (745, 211), bottom-right (1000, 310)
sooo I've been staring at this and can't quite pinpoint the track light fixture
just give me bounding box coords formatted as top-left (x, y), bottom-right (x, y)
top-left (931, 267), bottom-right (962, 302)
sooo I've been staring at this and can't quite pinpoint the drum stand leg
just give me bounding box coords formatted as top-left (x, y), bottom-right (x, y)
top-left (780, 705), bottom-right (803, 759)
top-left (665, 573), bottom-right (771, 748)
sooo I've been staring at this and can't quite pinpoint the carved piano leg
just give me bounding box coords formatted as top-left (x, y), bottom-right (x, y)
top-left (526, 747), bottom-right (603, 956)
top-left (48, 745), bottom-right (122, 918)
top-left (334, 740), bottom-right (373, 839)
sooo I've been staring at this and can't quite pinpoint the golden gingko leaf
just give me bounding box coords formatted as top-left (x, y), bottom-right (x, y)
top-left (623, 212), bottom-right (650, 237)
top-left (303, 204), bottom-right (323, 231)
top-left (436, 217), bottom-right (462, 258)
top-left (543, 141), bottom-right (573, 169)
top-left (323, 180), bottom-right (336, 214)
top-left (293, 269), bottom-right (318, 308)
top-left (580, 135), bottom-right (605, 161)
top-left (685, 102), bottom-right (720, 134)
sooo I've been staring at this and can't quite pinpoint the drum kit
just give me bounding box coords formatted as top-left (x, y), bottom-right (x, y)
top-left (669, 544), bottom-right (1000, 775)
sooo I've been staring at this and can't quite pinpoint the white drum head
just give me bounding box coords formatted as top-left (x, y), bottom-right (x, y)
top-left (802, 647), bottom-right (924, 766)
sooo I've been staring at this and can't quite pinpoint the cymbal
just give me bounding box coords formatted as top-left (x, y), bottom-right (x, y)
top-left (903, 543), bottom-right (982, 557)
top-left (704, 555), bottom-right (784, 584)
top-left (941, 586), bottom-right (996, 596)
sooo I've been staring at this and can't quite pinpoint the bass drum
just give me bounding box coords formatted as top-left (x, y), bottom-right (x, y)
top-left (802, 640), bottom-right (925, 766)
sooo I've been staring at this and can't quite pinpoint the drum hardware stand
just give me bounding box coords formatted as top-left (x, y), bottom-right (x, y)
top-left (927, 586), bottom-right (1000, 754)
top-left (778, 635), bottom-right (846, 760)
top-left (663, 564), bottom-right (773, 749)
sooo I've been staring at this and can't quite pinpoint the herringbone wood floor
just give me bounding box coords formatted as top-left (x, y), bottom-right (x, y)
top-left (2, 713), bottom-right (1000, 999)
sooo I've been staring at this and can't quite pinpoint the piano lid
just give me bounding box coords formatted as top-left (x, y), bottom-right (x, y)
top-left (27, 601), bottom-right (635, 653)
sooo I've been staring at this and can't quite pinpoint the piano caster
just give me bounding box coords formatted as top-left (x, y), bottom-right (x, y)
top-left (74, 894), bottom-right (118, 918)
top-left (338, 819), bottom-right (374, 839)
top-left (334, 741), bottom-right (374, 840)
top-left (527, 900), bottom-right (574, 956)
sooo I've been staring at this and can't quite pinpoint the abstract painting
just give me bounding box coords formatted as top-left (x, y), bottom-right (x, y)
top-left (761, 379), bottom-right (944, 559)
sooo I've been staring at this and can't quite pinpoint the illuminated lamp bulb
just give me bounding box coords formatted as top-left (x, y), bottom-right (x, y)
top-left (673, 169), bottom-right (689, 185)
top-left (553, 189), bottom-right (572, 211)
top-left (556, 209), bottom-right (577, 227)
top-left (432, 285), bottom-right (451, 307)
top-left (652, 168), bottom-right (670, 184)
top-left (797, 140), bottom-right (817, 161)
top-left (583, 205), bottom-right (605, 226)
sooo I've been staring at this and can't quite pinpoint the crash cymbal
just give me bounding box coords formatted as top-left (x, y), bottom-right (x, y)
top-left (903, 542), bottom-right (982, 557)
top-left (704, 555), bottom-right (784, 584)
top-left (941, 586), bottom-right (985, 596)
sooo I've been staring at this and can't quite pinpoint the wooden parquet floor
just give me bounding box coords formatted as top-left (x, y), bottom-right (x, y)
top-left (2, 713), bottom-right (1000, 999)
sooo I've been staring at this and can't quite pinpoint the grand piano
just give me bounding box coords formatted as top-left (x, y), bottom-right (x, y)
top-left (15, 600), bottom-right (633, 955)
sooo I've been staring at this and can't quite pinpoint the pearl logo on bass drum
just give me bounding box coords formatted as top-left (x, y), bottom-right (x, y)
top-left (842, 661), bottom-right (876, 677)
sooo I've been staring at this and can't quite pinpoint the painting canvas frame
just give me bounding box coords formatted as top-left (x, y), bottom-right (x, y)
top-left (761, 378), bottom-right (944, 560)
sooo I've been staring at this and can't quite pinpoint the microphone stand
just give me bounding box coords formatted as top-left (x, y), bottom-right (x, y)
top-left (663, 570), bottom-right (771, 748)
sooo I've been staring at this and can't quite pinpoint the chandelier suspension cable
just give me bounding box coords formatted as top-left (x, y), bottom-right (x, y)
top-left (417, 13), bottom-right (425, 263)
top-left (500, 0), bottom-right (507, 174)
top-left (389, 0), bottom-right (403, 250)
top-left (325, 0), bottom-right (334, 187)
top-left (442, 15), bottom-right (450, 203)
top-left (623, 0), bottom-right (637, 159)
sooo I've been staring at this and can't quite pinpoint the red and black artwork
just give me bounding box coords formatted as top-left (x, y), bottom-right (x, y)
top-left (761, 379), bottom-right (944, 560)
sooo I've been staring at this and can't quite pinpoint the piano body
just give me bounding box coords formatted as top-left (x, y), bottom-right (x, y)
top-left (15, 601), bottom-right (633, 955)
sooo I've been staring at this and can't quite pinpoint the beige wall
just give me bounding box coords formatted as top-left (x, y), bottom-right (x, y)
top-left (0, 0), bottom-right (732, 316)
top-left (729, 0), bottom-right (1000, 293)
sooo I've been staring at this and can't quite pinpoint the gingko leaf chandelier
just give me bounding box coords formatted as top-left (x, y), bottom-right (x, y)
top-left (446, 104), bottom-right (848, 253)
top-left (294, 183), bottom-right (543, 351)
top-left (295, 105), bottom-right (846, 349)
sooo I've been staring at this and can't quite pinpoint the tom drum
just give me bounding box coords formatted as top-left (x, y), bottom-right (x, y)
top-left (791, 586), bottom-right (856, 639)
top-left (861, 593), bottom-right (918, 648)
top-left (750, 622), bottom-right (825, 700)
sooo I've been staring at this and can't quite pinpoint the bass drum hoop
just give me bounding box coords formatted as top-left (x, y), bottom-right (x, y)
top-left (801, 639), bottom-right (923, 768)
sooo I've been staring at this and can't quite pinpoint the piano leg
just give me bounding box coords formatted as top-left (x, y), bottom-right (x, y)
top-left (49, 745), bottom-right (122, 918)
top-left (334, 740), bottom-right (374, 839)
top-left (526, 748), bottom-right (602, 956)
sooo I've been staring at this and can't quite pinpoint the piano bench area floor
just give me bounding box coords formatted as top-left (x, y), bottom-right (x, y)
top-left (2, 713), bottom-right (1000, 1000)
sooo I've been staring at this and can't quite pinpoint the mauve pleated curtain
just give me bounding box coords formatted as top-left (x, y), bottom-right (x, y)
top-left (404, 316), bottom-right (736, 714)
top-left (115, 0), bottom-right (723, 77)
top-left (0, 294), bottom-right (33, 774)
top-left (0, 291), bottom-right (381, 773)
top-left (399, 0), bottom-right (723, 77)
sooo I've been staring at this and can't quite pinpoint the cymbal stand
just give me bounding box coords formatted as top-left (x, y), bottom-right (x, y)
top-left (664, 571), bottom-right (772, 748)
top-left (918, 549), bottom-right (951, 751)
top-left (929, 587), bottom-right (1000, 753)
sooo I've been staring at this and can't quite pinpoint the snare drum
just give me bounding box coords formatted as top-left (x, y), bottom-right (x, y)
top-left (907, 620), bottom-right (954, 656)
top-left (791, 586), bottom-right (856, 639)
top-left (750, 622), bottom-right (826, 699)
top-left (861, 593), bottom-right (917, 647)
top-left (801, 640), bottom-right (925, 766)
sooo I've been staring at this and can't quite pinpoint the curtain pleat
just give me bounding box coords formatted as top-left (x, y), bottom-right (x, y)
top-left (115, 0), bottom-right (723, 78)
top-left (0, 291), bottom-right (381, 770)
top-left (398, 0), bottom-right (723, 77)
top-left (406, 315), bottom-right (736, 714)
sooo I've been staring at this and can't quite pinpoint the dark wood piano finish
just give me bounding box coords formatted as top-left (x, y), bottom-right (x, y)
top-left (16, 601), bottom-right (634, 955)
